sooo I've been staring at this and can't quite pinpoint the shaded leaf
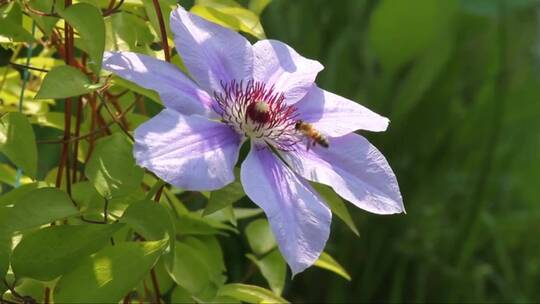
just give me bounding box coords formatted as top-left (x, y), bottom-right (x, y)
top-left (312, 182), bottom-right (360, 237)
top-left (204, 179), bottom-right (245, 215)
top-left (85, 133), bottom-right (144, 199)
top-left (245, 218), bottom-right (276, 256)
top-left (11, 224), bottom-right (124, 281)
top-left (246, 249), bottom-right (286, 295)
top-left (0, 112), bottom-right (38, 178)
top-left (121, 199), bottom-right (175, 268)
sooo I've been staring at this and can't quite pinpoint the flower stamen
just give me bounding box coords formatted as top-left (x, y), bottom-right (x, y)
top-left (213, 80), bottom-right (300, 150)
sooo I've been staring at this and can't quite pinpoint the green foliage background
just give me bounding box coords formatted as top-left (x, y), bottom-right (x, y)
top-left (0, 0), bottom-right (539, 303)
top-left (262, 0), bottom-right (540, 302)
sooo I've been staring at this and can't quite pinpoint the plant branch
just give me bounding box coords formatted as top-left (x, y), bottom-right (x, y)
top-left (151, 0), bottom-right (170, 62)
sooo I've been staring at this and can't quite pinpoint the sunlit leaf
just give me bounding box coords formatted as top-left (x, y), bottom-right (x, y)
top-left (35, 65), bottom-right (98, 99)
top-left (314, 252), bottom-right (351, 281)
top-left (0, 182), bottom-right (49, 207)
top-left (53, 240), bottom-right (167, 303)
top-left (192, 0), bottom-right (266, 39)
top-left (0, 188), bottom-right (79, 235)
top-left (58, 3), bottom-right (105, 74)
top-left (217, 283), bottom-right (289, 304)
top-left (0, 3), bottom-right (35, 43)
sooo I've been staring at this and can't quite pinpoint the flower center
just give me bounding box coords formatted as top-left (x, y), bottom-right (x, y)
top-left (213, 80), bottom-right (299, 150)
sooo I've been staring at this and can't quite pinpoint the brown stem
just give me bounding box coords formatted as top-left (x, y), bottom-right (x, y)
top-left (99, 94), bottom-right (134, 141)
top-left (151, 0), bottom-right (170, 62)
top-left (44, 287), bottom-right (50, 304)
top-left (102, 0), bottom-right (124, 16)
top-left (149, 268), bottom-right (162, 304)
top-left (110, 97), bottom-right (130, 129)
top-left (71, 96), bottom-right (83, 181)
top-left (56, 0), bottom-right (74, 195)
top-left (38, 101), bottom-right (136, 145)
top-left (23, 0), bottom-right (60, 17)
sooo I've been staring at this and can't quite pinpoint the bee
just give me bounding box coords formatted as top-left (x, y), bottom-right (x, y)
top-left (295, 120), bottom-right (329, 150)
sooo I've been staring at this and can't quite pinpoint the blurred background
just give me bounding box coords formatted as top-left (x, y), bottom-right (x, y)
top-left (257, 0), bottom-right (540, 302)
top-left (2, 0), bottom-right (539, 302)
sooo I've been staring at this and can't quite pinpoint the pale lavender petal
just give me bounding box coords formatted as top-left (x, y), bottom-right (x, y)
top-left (103, 51), bottom-right (215, 117)
top-left (282, 134), bottom-right (404, 214)
top-left (241, 146), bottom-right (331, 275)
top-left (295, 86), bottom-right (389, 137)
top-left (134, 109), bottom-right (241, 191)
top-left (252, 40), bottom-right (323, 105)
top-left (170, 6), bottom-right (253, 93)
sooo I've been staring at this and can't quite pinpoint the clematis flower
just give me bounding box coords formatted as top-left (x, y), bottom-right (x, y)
top-left (102, 6), bottom-right (404, 275)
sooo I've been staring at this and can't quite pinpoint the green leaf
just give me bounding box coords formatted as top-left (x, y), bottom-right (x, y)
top-left (85, 133), bottom-right (144, 199)
top-left (176, 214), bottom-right (236, 236)
top-left (108, 11), bottom-right (155, 51)
top-left (0, 3), bottom-right (35, 43)
top-left (35, 65), bottom-right (96, 99)
top-left (314, 252), bottom-right (351, 281)
top-left (11, 224), bottom-right (124, 281)
top-left (204, 179), bottom-right (245, 215)
top-left (53, 240), bottom-right (167, 303)
top-left (312, 183), bottom-right (360, 237)
top-left (0, 233), bottom-right (10, 280)
top-left (58, 3), bottom-right (105, 74)
top-left (192, 0), bottom-right (266, 39)
top-left (217, 283), bottom-right (288, 304)
top-left (0, 164), bottom-right (33, 186)
top-left (121, 199), bottom-right (175, 269)
top-left (182, 236), bottom-right (226, 284)
top-left (169, 240), bottom-right (215, 295)
top-left (245, 218), bottom-right (276, 256)
top-left (0, 112), bottom-right (38, 178)
top-left (25, 0), bottom-right (61, 35)
top-left (246, 249), bottom-right (286, 295)
top-left (170, 286), bottom-right (196, 304)
top-left (110, 76), bottom-right (161, 103)
top-left (0, 188), bottom-right (79, 235)
top-left (0, 182), bottom-right (49, 207)
top-left (121, 199), bottom-right (174, 241)
top-left (248, 0), bottom-right (272, 15)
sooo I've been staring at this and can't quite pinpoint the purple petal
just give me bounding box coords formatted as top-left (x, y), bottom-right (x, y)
top-left (170, 6), bottom-right (253, 93)
top-left (295, 86), bottom-right (389, 137)
top-left (134, 109), bottom-right (241, 191)
top-left (241, 146), bottom-right (331, 275)
top-left (103, 51), bottom-right (215, 117)
top-left (252, 40), bottom-right (323, 105)
top-left (282, 134), bottom-right (404, 214)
